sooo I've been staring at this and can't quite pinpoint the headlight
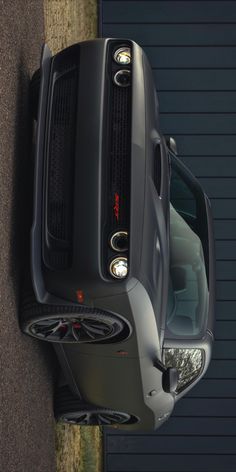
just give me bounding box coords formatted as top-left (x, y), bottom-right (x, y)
top-left (109, 257), bottom-right (128, 279)
top-left (113, 47), bottom-right (131, 65)
top-left (113, 70), bottom-right (131, 87)
top-left (110, 231), bottom-right (128, 252)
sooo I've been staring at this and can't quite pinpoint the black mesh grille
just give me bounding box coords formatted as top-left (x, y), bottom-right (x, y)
top-left (46, 251), bottom-right (70, 270)
top-left (47, 70), bottom-right (77, 241)
top-left (108, 84), bottom-right (131, 229)
top-left (45, 67), bottom-right (78, 270)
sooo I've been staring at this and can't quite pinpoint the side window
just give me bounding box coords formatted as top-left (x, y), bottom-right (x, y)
top-left (167, 154), bottom-right (209, 339)
top-left (170, 164), bottom-right (197, 228)
top-left (167, 205), bottom-right (209, 338)
top-left (163, 348), bottom-right (204, 393)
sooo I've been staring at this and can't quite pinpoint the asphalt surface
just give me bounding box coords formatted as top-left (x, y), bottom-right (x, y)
top-left (0, 2), bottom-right (57, 471)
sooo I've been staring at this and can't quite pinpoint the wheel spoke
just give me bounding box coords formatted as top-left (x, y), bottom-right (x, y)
top-left (34, 321), bottom-right (58, 332)
top-left (80, 322), bottom-right (96, 339)
top-left (97, 414), bottom-right (113, 425)
top-left (81, 321), bottom-right (111, 337)
top-left (59, 325), bottom-right (69, 340)
top-left (83, 320), bottom-right (110, 331)
top-left (76, 414), bottom-right (88, 424)
top-left (89, 323), bottom-right (111, 335)
top-left (33, 321), bottom-right (61, 338)
top-left (63, 322), bottom-right (73, 340)
top-left (96, 415), bottom-right (104, 425)
top-left (50, 322), bottom-right (64, 335)
top-left (71, 325), bottom-right (81, 341)
top-left (76, 413), bottom-right (91, 425)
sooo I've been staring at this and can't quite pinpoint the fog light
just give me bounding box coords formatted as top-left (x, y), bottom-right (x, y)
top-left (114, 47), bottom-right (131, 65)
top-left (110, 231), bottom-right (128, 252)
top-left (113, 69), bottom-right (131, 87)
top-left (109, 257), bottom-right (128, 279)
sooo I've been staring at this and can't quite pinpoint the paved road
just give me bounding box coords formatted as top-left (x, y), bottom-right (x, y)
top-left (0, 2), bottom-right (56, 471)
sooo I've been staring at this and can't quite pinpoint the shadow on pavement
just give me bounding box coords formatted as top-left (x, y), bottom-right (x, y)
top-left (0, 4), bottom-right (58, 470)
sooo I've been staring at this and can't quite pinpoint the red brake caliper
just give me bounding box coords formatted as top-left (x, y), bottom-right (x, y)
top-left (73, 322), bottom-right (82, 329)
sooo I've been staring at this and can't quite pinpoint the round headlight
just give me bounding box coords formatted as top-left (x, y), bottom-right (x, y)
top-left (110, 231), bottom-right (128, 252)
top-left (109, 257), bottom-right (128, 279)
top-left (113, 47), bottom-right (131, 65)
top-left (113, 69), bottom-right (131, 87)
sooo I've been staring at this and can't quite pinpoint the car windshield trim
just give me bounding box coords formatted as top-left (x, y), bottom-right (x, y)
top-left (166, 153), bottom-right (209, 339)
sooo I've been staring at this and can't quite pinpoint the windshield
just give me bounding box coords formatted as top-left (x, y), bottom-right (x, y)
top-left (167, 155), bottom-right (209, 338)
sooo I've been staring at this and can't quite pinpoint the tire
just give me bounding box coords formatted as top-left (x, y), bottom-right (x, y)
top-left (30, 68), bottom-right (40, 119)
top-left (21, 294), bottom-right (125, 344)
top-left (55, 386), bottom-right (135, 426)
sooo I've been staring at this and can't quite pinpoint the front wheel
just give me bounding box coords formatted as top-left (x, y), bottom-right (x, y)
top-left (58, 408), bottom-right (134, 425)
top-left (55, 387), bottom-right (138, 426)
top-left (21, 297), bottom-right (125, 343)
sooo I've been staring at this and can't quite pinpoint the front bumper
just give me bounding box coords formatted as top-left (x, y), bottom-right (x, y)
top-left (32, 39), bottom-right (168, 308)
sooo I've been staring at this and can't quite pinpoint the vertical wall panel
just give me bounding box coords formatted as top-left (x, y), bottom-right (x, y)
top-left (100, 1), bottom-right (236, 471)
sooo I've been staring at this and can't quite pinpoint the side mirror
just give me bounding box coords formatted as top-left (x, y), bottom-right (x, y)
top-left (162, 367), bottom-right (179, 393)
top-left (165, 136), bottom-right (178, 155)
top-left (153, 360), bottom-right (179, 394)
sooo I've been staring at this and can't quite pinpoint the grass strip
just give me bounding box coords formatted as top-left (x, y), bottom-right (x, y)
top-left (44, 1), bottom-right (101, 471)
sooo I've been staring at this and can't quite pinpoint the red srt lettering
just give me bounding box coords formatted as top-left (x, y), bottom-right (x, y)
top-left (114, 193), bottom-right (120, 221)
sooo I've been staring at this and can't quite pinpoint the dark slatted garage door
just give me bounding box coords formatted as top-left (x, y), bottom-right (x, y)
top-left (99, 1), bottom-right (236, 471)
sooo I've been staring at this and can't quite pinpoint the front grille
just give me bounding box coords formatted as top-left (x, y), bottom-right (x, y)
top-left (47, 70), bottom-right (77, 241)
top-left (44, 64), bottom-right (78, 270)
top-left (102, 41), bottom-right (132, 277)
top-left (108, 83), bottom-right (131, 229)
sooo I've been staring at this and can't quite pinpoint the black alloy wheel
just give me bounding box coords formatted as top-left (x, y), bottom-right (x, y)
top-left (54, 386), bottom-right (139, 426)
top-left (58, 409), bottom-right (132, 425)
top-left (21, 294), bottom-right (126, 343)
top-left (27, 313), bottom-right (122, 343)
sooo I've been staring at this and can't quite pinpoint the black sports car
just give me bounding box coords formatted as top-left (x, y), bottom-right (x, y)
top-left (21, 39), bottom-right (215, 430)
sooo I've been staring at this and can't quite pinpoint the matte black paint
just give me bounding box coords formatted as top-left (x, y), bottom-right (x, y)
top-left (28, 38), bottom-right (214, 431)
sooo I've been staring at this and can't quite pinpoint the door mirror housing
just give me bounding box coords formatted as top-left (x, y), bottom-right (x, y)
top-left (153, 359), bottom-right (179, 394)
top-left (162, 367), bottom-right (179, 393)
top-left (166, 136), bottom-right (178, 155)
